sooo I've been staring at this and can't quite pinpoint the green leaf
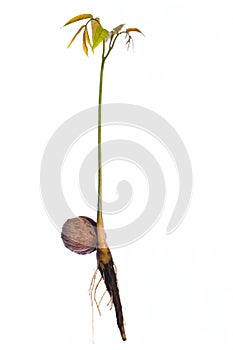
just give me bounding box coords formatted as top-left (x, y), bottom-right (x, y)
top-left (91, 21), bottom-right (109, 50)
top-left (93, 28), bottom-right (109, 50)
top-left (82, 30), bottom-right (88, 56)
top-left (64, 14), bottom-right (93, 27)
top-left (67, 25), bottom-right (85, 48)
top-left (126, 27), bottom-right (144, 36)
top-left (112, 24), bottom-right (125, 33)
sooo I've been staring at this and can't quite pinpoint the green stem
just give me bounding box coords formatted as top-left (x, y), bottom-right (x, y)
top-left (97, 40), bottom-right (106, 225)
top-left (97, 34), bottom-right (123, 225)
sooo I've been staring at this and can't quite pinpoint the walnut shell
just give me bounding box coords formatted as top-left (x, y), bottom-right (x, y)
top-left (61, 216), bottom-right (97, 255)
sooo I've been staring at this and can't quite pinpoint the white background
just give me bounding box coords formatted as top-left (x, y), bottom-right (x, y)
top-left (1, 0), bottom-right (233, 349)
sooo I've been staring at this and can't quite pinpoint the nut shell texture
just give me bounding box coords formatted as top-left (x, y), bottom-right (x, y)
top-left (61, 216), bottom-right (97, 255)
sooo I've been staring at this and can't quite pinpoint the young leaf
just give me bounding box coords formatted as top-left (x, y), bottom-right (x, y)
top-left (83, 30), bottom-right (88, 56)
top-left (64, 14), bottom-right (93, 27)
top-left (67, 25), bottom-right (85, 48)
top-left (84, 28), bottom-right (92, 48)
top-left (125, 36), bottom-right (133, 50)
top-left (126, 28), bottom-right (144, 36)
top-left (91, 18), bottom-right (100, 42)
top-left (112, 24), bottom-right (125, 33)
top-left (92, 22), bottom-right (109, 50)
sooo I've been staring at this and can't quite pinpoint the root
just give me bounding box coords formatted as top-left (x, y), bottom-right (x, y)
top-left (89, 259), bottom-right (125, 342)
top-left (89, 269), bottom-right (109, 317)
top-left (94, 276), bottom-right (103, 316)
top-left (107, 296), bottom-right (113, 310)
top-left (97, 289), bottom-right (108, 310)
top-left (89, 269), bottom-right (98, 344)
top-left (97, 247), bottom-right (127, 341)
top-left (89, 268), bottom-right (98, 296)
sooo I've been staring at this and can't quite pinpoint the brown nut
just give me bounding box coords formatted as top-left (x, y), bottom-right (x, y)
top-left (61, 216), bottom-right (97, 255)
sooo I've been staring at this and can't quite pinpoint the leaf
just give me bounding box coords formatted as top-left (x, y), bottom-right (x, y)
top-left (112, 24), bottom-right (125, 33)
top-left (91, 18), bottom-right (100, 42)
top-left (84, 28), bottom-right (91, 48)
top-left (67, 25), bottom-right (85, 48)
top-left (93, 28), bottom-right (109, 50)
top-left (125, 36), bottom-right (132, 50)
top-left (64, 14), bottom-right (93, 27)
top-left (91, 21), bottom-right (109, 50)
top-left (82, 30), bottom-right (88, 56)
top-left (126, 27), bottom-right (144, 36)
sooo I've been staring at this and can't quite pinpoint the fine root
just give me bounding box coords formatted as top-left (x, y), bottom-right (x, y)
top-left (94, 276), bottom-right (103, 316)
top-left (107, 295), bottom-right (113, 310)
top-left (89, 268), bottom-right (98, 344)
top-left (89, 268), bottom-right (98, 296)
top-left (97, 289), bottom-right (108, 310)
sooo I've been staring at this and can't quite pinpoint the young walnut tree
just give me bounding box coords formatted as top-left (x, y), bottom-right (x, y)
top-left (61, 13), bottom-right (144, 341)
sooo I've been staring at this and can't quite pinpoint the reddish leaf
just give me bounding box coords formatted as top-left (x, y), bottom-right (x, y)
top-left (67, 25), bottom-right (85, 48)
top-left (64, 14), bottom-right (93, 27)
top-left (112, 24), bottom-right (125, 33)
top-left (82, 30), bottom-right (88, 56)
top-left (84, 28), bottom-right (91, 48)
top-left (126, 28), bottom-right (144, 36)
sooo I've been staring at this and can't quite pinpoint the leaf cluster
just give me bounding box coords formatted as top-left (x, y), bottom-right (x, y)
top-left (63, 13), bottom-right (144, 56)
